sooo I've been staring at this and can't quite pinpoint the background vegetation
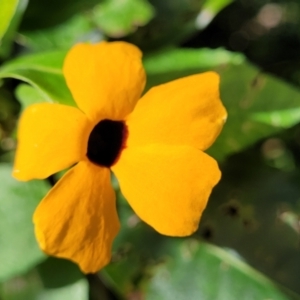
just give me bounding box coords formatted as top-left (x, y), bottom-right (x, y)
top-left (1, 0), bottom-right (300, 299)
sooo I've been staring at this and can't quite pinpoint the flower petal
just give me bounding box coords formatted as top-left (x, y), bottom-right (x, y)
top-left (63, 41), bottom-right (146, 121)
top-left (112, 144), bottom-right (220, 236)
top-left (13, 103), bottom-right (91, 181)
top-left (33, 161), bottom-right (120, 273)
top-left (126, 72), bottom-right (227, 151)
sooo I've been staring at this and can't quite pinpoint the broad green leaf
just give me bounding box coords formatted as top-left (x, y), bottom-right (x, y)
top-left (15, 83), bottom-right (48, 109)
top-left (92, 0), bottom-right (154, 38)
top-left (37, 257), bottom-right (84, 289)
top-left (144, 48), bottom-right (300, 161)
top-left (251, 107), bottom-right (300, 128)
top-left (37, 280), bottom-right (87, 300)
top-left (0, 164), bottom-right (49, 282)
top-left (0, 51), bottom-right (75, 106)
top-left (210, 63), bottom-right (300, 160)
top-left (0, 0), bottom-right (27, 58)
top-left (200, 142), bottom-right (300, 295)
top-left (0, 258), bottom-right (88, 300)
top-left (20, 14), bottom-right (99, 52)
top-left (0, 0), bottom-right (18, 40)
top-left (103, 200), bottom-right (299, 300)
top-left (38, 279), bottom-right (88, 300)
top-left (144, 47), bottom-right (242, 77)
top-left (144, 240), bottom-right (293, 300)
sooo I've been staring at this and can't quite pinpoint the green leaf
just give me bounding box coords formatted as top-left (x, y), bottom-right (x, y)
top-left (144, 48), bottom-right (300, 161)
top-left (0, 51), bottom-right (75, 106)
top-left (0, 259), bottom-right (88, 300)
top-left (251, 107), bottom-right (300, 128)
top-left (37, 257), bottom-right (84, 289)
top-left (104, 198), bottom-right (300, 300)
top-left (144, 47), bottom-right (242, 78)
top-left (92, 0), bottom-right (154, 38)
top-left (144, 240), bottom-right (293, 300)
top-left (20, 14), bottom-right (98, 52)
top-left (0, 0), bottom-right (18, 40)
top-left (38, 280), bottom-right (87, 300)
top-left (200, 142), bottom-right (300, 295)
top-left (15, 83), bottom-right (47, 109)
top-left (0, 0), bottom-right (27, 58)
top-left (0, 164), bottom-right (49, 282)
top-left (38, 279), bottom-right (88, 300)
top-left (210, 62), bottom-right (300, 160)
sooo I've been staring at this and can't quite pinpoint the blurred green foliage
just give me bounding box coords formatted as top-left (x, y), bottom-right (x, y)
top-left (1, 0), bottom-right (300, 299)
top-left (0, 0), bottom-right (18, 40)
top-left (92, 0), bottom-right (154, 37)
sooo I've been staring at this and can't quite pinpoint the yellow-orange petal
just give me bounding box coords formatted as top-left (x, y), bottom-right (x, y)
top-left (126, 72), bottom-right (227, 151)
top-left (63, 41), bottom-right (146, 122)
top-left (33, 161), bottom-right (120, 273)
top-left (13, 103), bottom-right (91, 181)
top-left (112, 144), bottom-right (220, 236)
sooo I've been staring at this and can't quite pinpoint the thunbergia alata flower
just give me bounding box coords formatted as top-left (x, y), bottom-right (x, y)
top-left (13, 41), bottom-right (227, 273)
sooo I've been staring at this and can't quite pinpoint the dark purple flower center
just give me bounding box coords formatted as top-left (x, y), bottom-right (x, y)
top-left (87, 119), bottom-right (127, 167)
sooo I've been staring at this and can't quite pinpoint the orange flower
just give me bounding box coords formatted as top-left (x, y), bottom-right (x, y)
top-left (13, 42), bottom-right (227, 273)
